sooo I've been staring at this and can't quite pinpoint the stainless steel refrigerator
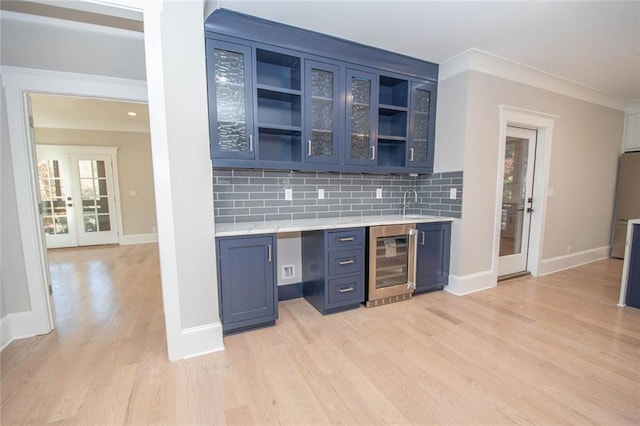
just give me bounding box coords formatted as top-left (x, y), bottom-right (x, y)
top-left (611, 152), bottom-right (640, 258)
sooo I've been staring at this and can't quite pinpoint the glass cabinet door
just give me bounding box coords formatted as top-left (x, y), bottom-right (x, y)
top-left (304, 60), bottom-right (340, 164)
top-left (207, 40), bottom-right (255, 160)
top-left (345, 69), bottom-right (378, 166)
top-left (408, 82), bottom-right (436, 169)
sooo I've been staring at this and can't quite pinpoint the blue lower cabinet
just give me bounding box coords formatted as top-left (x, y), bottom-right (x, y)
top-left (217, 235), bottom-right (278, 334)
top-left (625, 224), bottom-right (640, 309)
top-left (302, 228), bottom-right (365, 314)
top-left (415, 222), bottom-right (451, 294)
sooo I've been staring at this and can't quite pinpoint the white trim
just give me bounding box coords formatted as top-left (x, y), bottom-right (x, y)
top-left (538, 246), bottom-right (611, 277)
top-left (0, 315), bottom-right (13, 351)
top-left (494, 106), bottom-right (556, 280)
top-left (628, 100), bottom-right (640, 113)
top-left (0, 10), bottom-right (143, 40)
top-left (444, 270), bottom-right (496, 296)
top-left (439, 49), bottom-right (630, 112)
top-left (180, 322), bottom-right (225, 360)
top-left (119, 233), bottom-right (158, 245)
top-left (2, 66), bottom-right (147, 338)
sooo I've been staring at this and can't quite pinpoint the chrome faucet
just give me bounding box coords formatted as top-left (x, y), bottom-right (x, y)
top-left (403, 188), bottom-right (418, 216)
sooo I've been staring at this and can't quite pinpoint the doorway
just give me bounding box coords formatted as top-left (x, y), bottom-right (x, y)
top-left (36, 145), bottom-right (121, 248)
top-left (498, 126), bottom-right (537, 277)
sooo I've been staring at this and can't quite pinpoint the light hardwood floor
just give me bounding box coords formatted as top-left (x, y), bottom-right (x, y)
top-left (1, 244), bottom-right (639, 425)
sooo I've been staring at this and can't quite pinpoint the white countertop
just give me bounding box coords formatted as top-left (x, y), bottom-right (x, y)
top-left (618, 218), bottom-right (640, 306)
top-left (214, 214), bottom-right (453, 237)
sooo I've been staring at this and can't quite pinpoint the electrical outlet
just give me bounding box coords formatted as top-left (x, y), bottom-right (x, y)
top-left (285, 188), bottom-right (293, 200)
top-left (376, 188), bottom-right (383, 199)
top-left (318, 189), bottom-right (325, 199)
top-left (449, 188), bottom-right (457, 199)
top-left (282, 265), bottom-right (295, 279)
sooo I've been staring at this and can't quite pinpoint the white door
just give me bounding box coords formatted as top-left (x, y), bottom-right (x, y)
top-left (36, 146), bottom-right (121, 248)
top-left (71, 155), bottom-right (119, 246)
top-left (36, 153), bottom-right (78, 248)
top-left (498, 126), bottom-right (537, 276)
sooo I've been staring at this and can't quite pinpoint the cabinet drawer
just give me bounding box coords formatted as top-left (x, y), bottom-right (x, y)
top-left (327, 228), bottom-right (364, 250)
top-left (328, 249), bottom-right (363, 276)
top-left (327, 275), bottom-right (363, 306)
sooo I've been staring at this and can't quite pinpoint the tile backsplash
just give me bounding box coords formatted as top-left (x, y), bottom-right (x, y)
top-left (213, 169), bottom-right (463, 224)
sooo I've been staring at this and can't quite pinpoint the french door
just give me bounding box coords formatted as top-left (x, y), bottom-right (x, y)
top-left (498, 127), bottom-right (537, 277)
top-left (36, 146), bottom-right (120, 248)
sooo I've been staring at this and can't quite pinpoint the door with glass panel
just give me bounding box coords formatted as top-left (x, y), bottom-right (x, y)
top-left (36, 146), bottom-right (119, 248)
top-left (304, 60), bottom-right (340, 164)
top-left (70, 154), bottom-right (119, 246)
top-left (345, 68), bottom-right (378, 166)
top-left (36, 152), bottom-right (77, 248)
top-left (498, 127), bottom-right (537, 277)
top-left (206, 40), bottom-right (255, 160)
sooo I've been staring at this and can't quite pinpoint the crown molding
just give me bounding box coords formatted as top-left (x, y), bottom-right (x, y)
top-left (439, 48), bottom-right (630, 112)
top-left (0, 9), bottom-right (143, 40)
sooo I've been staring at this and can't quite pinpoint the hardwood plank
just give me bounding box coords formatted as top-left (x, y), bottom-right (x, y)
top-left (2, 246), bottom-right (639, 425)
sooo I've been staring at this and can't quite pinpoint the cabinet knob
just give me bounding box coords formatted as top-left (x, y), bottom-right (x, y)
top-left (307, 140), bottom-right (312, 156)
top-left (409, 148), bottom-right (415, 162)
top-left (337, 286), bottom-right (354, 293)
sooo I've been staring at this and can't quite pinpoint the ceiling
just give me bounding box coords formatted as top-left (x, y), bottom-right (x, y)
top-left (30, 93), bottom-right (150, 133)
top-left (2, 0), bottom-right (639, 103)
top-left (217, 0), bottom-right (640, 102)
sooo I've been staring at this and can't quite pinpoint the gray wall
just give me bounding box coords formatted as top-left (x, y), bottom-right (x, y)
top-left (0, 12), bottom-right (146, 81)
top-left (437, 70), bottom-right (624, 277)
top-left (1, 83), bottom-right (32, 317)
top-left (213, 169), bottom-right (463, 223)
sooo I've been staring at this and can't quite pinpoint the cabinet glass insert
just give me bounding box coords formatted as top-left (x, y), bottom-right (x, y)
top-left (214, 48), bottom-right (249, 152)
top-left (411, 88), bottom-right (430, 162)
top-left (350, 77), bottom-right (372, 160)
top-left (310, 68), bottom-right (334, 157)
top-left (375, 235), bottom-right (409, 288)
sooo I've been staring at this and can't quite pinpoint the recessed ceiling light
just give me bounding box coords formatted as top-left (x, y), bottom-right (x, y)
top-left (127, 111), bottom-right (138, 116)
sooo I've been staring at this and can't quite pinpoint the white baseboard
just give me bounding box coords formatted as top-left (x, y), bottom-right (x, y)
top-left (1, 315), bottom-right (13, 351)
top-left (119, 233), bottom-right (158, 245)
top-left (1, 310), bottom-right (39, 351)
top-left (537, 246), bottom-right (610, 276)
top-left (178, 322), bottom-right (224, 360)
top-left (445, 269), bottom-right (497, 296)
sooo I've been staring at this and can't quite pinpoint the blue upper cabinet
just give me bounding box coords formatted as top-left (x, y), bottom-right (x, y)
top-left (408, 82), bottom-right (437, 172)
top-left (304, 60), bottom-right (341, 165)
top-left (204, 9), bottom-right (439, 174)
top-left (206, 39), bottom-right (255, 161)
top-left (345, 69), bottom-right (378, 167)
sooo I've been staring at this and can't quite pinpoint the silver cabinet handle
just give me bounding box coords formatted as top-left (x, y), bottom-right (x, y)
top-left (338, 287), bottom-right (354, 293)
top-left (420, 231), bottom-right (425, 245)
top-left (249, 134), bottom-right (254, 152)
top-left (339, 259), bottom-right (355, 265)
top-left (307, 140), bottom-right (312, 156)
top-left (267, 244), bottom-right (272, 263)
top-left (410, 148), bottom-right (414, 162)
top-left (339, 237), bottom-right (355, 242)
top-left (370, 145), bottom-right (376, 160)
